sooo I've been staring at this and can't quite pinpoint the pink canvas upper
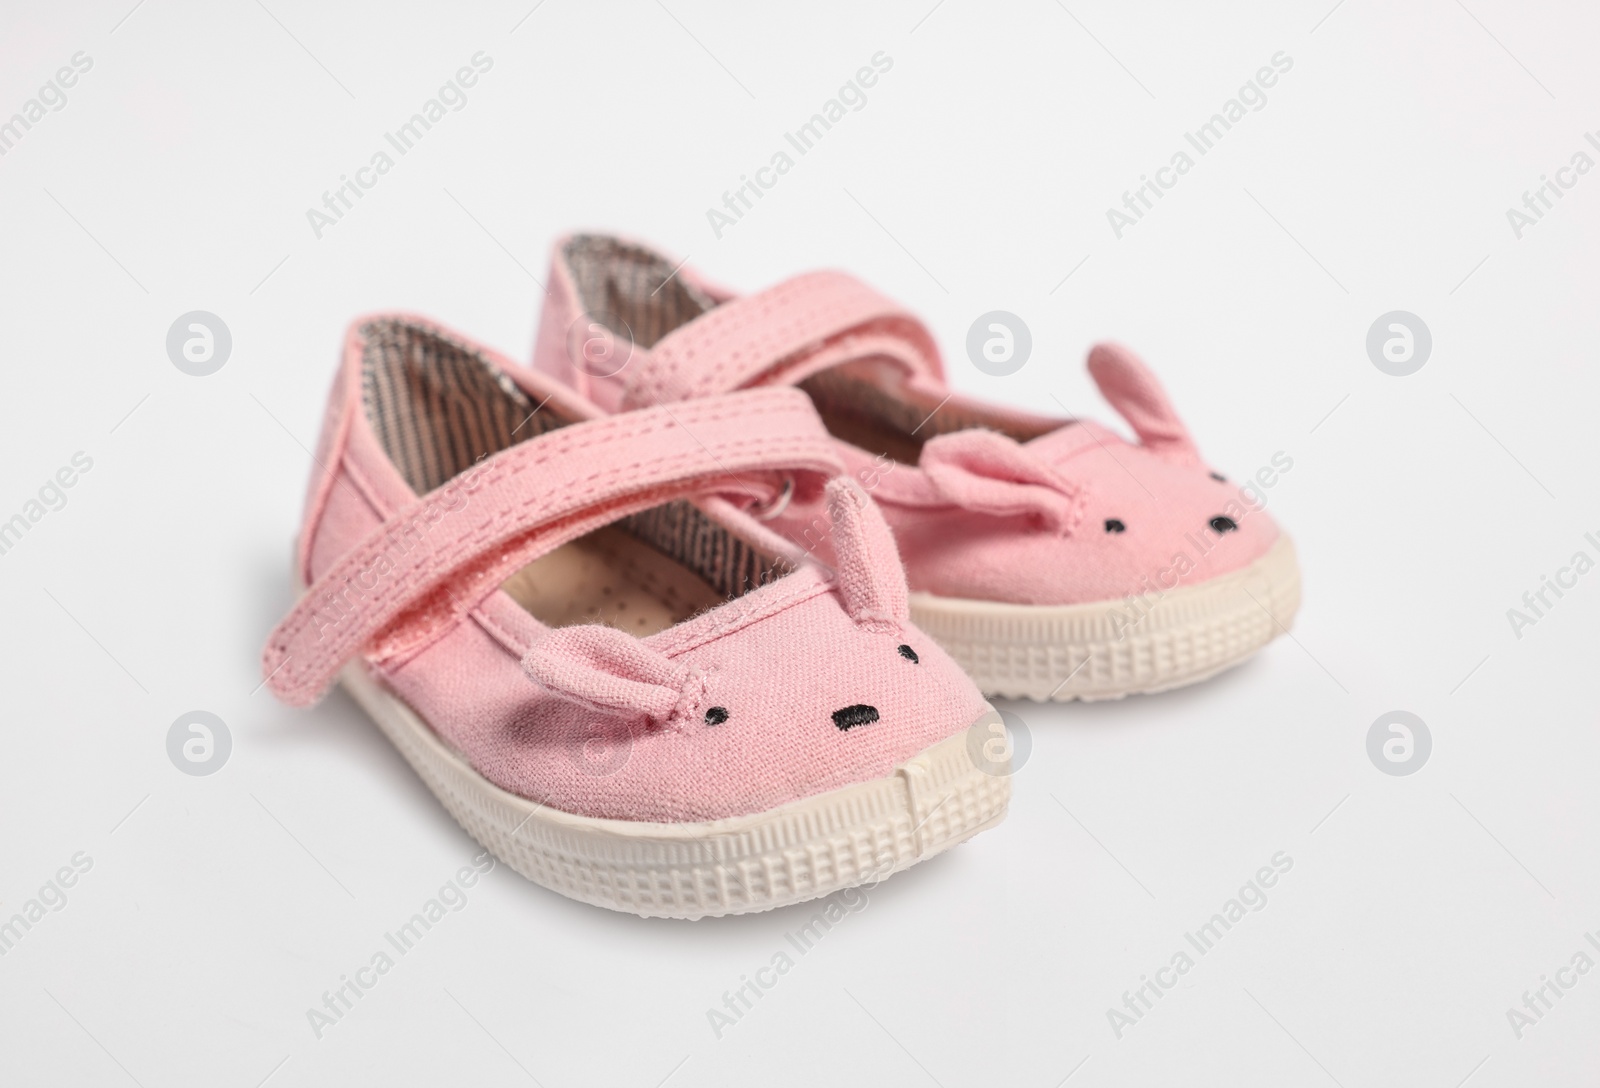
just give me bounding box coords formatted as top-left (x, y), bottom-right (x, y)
top-left (262, 315), bottom-right (989, 822)
top-left (530, 235), bottom-right (1283, 607)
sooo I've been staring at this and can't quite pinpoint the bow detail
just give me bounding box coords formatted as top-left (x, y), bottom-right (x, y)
top-left (918, 429), bottom-right (1085, 536)
top-left (521, 626), bottom-right (703, 728)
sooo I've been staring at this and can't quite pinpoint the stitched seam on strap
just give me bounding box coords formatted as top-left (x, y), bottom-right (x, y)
top-left (624, 272), bottom-right (926, 406)
top-left (268, 395), bottom-right (837, 693)
top-left (274, 433), bottom-right (825, 669)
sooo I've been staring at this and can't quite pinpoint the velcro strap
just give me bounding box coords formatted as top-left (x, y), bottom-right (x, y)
top-left (262, 388), bottom-right (841, 706)
top-left (621, 271), bottom-right (943, 409)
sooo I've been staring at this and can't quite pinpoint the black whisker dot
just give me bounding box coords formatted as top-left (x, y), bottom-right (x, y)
top-left (832, 704), bottom-right (879, 731)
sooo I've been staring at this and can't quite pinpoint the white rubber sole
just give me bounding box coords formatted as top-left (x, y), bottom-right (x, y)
top-left (338, 661), bottom-right (1011, 919)
top-left (908, 534), bottom-right (1301, 702)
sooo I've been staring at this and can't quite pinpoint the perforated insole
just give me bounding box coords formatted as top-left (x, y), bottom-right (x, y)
top-left (501, 526), bottom-right (727, 636)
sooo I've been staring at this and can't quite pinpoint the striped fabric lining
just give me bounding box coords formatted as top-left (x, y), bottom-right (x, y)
top-left (360, 319), bottom-right (562, 495)
top-left (620, 501), bottom-right (791, 602)
top-left (359, 318), bottom-right (781, 603)
top-left (563, 235), bottom-right (717, 349)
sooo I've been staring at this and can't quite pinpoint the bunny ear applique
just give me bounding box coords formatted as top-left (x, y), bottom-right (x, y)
top-left (1086, 343), bottom-right (1201, 466)
top-left (524, 481), bottom-right (911, 719)
top-left (919, 429), bottom-right (1082, 535)
top-left (824, 477), bottom-right (909, 632)
top-left (521, 625), bottom-right (700, 727)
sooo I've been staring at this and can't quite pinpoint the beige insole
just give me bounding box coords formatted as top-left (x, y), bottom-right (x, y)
top-left (501, 525), bottom-right (727, 636)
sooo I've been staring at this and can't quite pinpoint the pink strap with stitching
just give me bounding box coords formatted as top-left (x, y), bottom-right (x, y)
top-left (262, 388), bottom-right (841, 707)
top-left (621, 271), bottom-right (943, 408)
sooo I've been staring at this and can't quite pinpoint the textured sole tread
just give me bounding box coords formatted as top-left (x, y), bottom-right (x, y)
top-left (909, 535), bottom-right (1301, 702)
top-left (340, 662), bottom-right (1011, 919)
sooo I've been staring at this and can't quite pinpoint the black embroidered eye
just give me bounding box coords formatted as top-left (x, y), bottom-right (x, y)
top-left (1209, 516), bottom-right (1238, 533)
top-left (1209, 472), bottom-right (1226, 482)
top-left (1105, 518), bottom-right (1126, 533)
top-left (704, 706), bottom-right (729, 726)
top-left (897, 644), bottom-right (919, 663)
top-left (832, 704), bottom-right (879, 731)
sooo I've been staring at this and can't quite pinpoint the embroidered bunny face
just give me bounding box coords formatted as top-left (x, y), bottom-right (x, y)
top-left (505, 479), bottom-right (990, 822)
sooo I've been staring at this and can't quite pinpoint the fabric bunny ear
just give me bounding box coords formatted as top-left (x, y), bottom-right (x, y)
top-left (521, 625), bottom-right (698, 726)
top-left (920, 429), bottom-right (1082, 535)
top-left (825, 477), bottom-right (909, 632)
top-left (1087, 343), bottom-right (1201, 466)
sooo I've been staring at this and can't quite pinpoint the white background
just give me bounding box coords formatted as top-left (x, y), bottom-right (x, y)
top-left (1, 1), bottom-right (1597, 1085)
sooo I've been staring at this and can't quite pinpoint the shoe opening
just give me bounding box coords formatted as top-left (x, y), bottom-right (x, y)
top-left (358, 318), bottom-right (790, 635)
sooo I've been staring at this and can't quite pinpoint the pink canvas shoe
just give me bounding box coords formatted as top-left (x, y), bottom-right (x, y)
top-left (260, 316), bottom-right (1009, 918)
top-left (528, 235), bottom-right (1301, 701)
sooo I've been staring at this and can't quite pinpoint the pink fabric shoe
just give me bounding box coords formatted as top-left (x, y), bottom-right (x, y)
top-left (260, 316), bottom-right (1009, 918)
top-left (528, 235), bottom-right (1301, 701)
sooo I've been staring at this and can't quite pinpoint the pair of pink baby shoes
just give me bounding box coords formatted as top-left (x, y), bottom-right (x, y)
top-left (262, 234), bottom-right (1300, 918)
